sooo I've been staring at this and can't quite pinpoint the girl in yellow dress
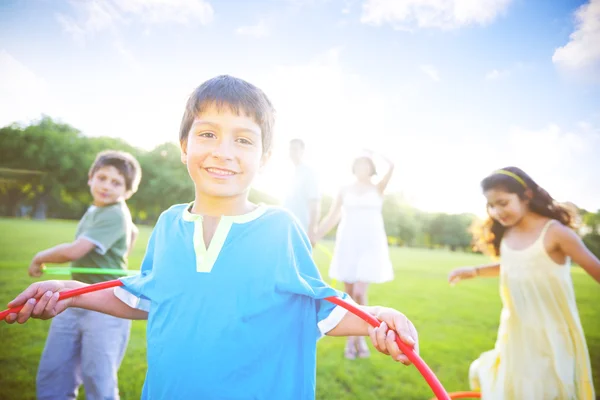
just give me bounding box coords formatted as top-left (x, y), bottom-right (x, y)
top-left (448, 166), bottom-right (599, 399)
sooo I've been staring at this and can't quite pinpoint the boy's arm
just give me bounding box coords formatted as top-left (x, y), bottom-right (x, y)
top-left (325, 305), bottom-right (377, 337)
top-left (326, 305), bottom-right (418, 364)
top-left (281, 214), bottom-right (416, 364)
top-left (5, 280), bottom-right (148, 324)
top-left (29, 238), bottom-right (97, 277)
top-left (72, 285), bottom-right (148, 319)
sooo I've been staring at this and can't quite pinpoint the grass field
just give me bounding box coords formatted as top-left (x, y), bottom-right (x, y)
top-left (0, 217), bottom-right (598, 400)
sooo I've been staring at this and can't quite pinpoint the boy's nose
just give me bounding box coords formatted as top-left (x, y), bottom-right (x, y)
top-left (212, 139), bottom-right (235, 159)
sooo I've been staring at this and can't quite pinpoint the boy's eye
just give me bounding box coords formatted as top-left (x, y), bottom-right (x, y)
top-left (198, 131), bottom-right (216, 138)
top-left (237, 137), bottom-right (253, 145)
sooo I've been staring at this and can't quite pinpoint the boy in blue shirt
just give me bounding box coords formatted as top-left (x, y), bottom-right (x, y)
top-left (6, 75), bottom-right (418, 400)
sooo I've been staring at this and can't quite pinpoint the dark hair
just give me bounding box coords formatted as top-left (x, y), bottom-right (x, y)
top-left (88, 150), bottom-right (142, 194)
top-left (179, 75), bottom-right (275, 153)
top-left (352, 156), bottom-right (377, 176)
top-left (473, 166), bottom-right (574, 257)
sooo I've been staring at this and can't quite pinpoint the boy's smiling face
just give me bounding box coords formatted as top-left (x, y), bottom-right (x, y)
top-left (181, 104), bottom-right (270, 201)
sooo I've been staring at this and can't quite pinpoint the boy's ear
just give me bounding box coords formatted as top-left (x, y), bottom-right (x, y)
top-left (260, 149), bottom-right (272, 170)
top-left (180, 141), bottom-right (187, 164)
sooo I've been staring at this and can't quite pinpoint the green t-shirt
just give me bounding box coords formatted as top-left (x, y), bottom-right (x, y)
top-left (71, 201), bottom-right (133, 284)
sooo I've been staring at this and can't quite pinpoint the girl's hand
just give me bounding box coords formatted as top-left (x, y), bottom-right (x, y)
top-left (4, 280), bottom-right (73, 324)
top-left (448, 267), bottom-right (478, 285)
top-left (368, 308), bottom-right (418, 365)
top-left (308, 230), bottom-right (318, 247)
top-left (312, 226), bottom-right (325, 243)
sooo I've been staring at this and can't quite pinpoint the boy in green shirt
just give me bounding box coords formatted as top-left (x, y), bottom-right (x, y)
top-left (28, 150), bottom-right (142, 400)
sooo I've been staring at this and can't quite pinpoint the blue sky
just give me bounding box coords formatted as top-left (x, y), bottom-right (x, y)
top-left (1, 0), bottom-right (599, 215)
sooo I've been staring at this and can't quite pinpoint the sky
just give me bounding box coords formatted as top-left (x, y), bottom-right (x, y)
top-left (1, 0), bottom-right (599, 216)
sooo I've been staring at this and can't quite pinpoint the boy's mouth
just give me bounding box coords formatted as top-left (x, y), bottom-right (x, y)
top-left (204, 167), bottom-right (238, 177)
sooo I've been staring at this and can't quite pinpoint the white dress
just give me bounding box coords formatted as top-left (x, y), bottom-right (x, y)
top-left (328, 189), bottom-right (394, 284)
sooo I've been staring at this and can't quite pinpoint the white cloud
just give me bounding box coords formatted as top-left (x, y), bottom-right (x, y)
top-left (502, 123), bottom-right (600, 210)
top-left (55, 13), bottom-right (90, 45)
top-left (0, 50), bottom-right (58, 127)
top-left (360, 0), bottom-right (513, 30)
top-left (114, 39), bottom-right (142, 72)
top-left (54, 0), bottom-right (214, 71)
top-left (507, 124), bottom-right (588, 166)
top-left (420, 64), bottom-right (440, 81)
top-left (341, 0), bottom-right (356, 15)
top-left (235, 20), bottom-right (269, 38)
top-left (484, 62), bottom-right (533, 81)
top-left (56, 0), bottom-right (214, 43)
top-left (114, 0), bottom-right (213, 24)
top-left (375, 121), bottom-right (600, 215)
top-left (485, 68), bottom-right (510, 80)
top-left (552, 0), bottom-right (600, 79)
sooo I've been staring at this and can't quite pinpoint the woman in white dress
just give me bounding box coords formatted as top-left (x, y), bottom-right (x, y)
top-left (315, 150), bottom-right (395, 359)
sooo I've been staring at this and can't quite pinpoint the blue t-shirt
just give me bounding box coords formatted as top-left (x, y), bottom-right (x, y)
top-left (115, 203), bottom-right (351, 399)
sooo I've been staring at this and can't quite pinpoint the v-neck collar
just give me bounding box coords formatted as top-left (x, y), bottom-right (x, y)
top-left (181, 202), bottom-right (267, 223)
top-left (180, 202), bottom-right (267, 273)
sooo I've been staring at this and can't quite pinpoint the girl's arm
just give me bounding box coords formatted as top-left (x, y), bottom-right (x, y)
top-left (474, 263), bottom-right (501, 277)
top-left (448, 263), bottom-right (500, 284)
top-left (373, 152), bottom-right (395, 194)
top-left (314, 189), bottom-right (344, 240)
top-left (4, 280), bottom-right (148, 324)
top-left (555, 225), bottom-right (600, 284)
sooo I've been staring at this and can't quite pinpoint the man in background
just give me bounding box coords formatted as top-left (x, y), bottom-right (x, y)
top-left (283, 138), bottom-right (321, 246)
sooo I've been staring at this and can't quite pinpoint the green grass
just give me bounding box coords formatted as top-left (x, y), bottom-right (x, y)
top-left (0, 217), bottom-right (598, 400)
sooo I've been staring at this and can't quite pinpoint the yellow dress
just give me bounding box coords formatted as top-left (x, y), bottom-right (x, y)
top-left (469, 220), bottom-right (595, 399)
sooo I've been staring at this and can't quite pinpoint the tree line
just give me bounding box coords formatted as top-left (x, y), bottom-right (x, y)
top-left (1, 116), bottom-right (598, 256)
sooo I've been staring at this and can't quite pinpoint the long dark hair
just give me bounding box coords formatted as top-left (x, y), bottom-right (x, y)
top-left (473, 166), bottom-right (575, 257)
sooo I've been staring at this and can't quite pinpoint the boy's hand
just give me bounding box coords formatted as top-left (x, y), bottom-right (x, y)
top-left (448, 267), bottom-right (477, 285)
top-left (4, 281), bottom-right (73, 324)
top-left (368, 308), bottom-right (418, 365)
top-left (28, 260), bottom-right (44, 277)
